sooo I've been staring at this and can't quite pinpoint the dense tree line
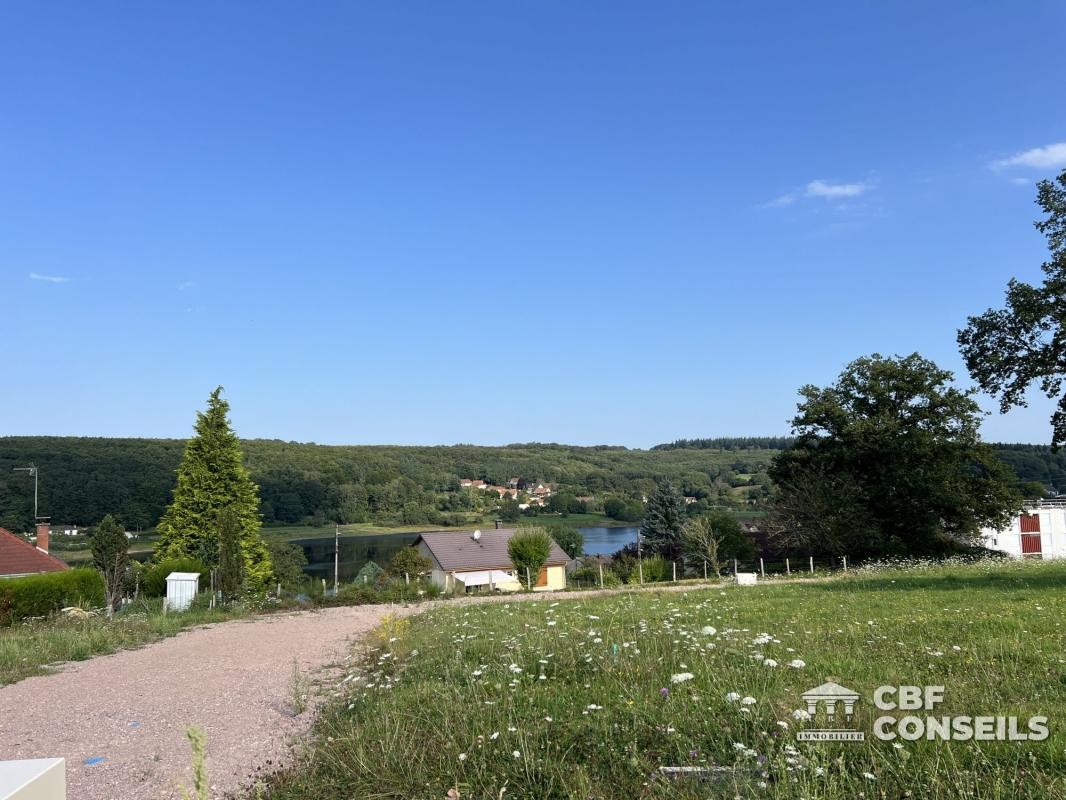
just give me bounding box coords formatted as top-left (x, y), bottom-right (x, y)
top-left (651, 436), bottom-right (795, 451)
top-left (1, 434), bottom-right (1060, 534)
top-left (0, 437), bottom-right (779, 532)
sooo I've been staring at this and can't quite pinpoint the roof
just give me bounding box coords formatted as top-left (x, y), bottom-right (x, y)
top-left (414, 528), bottom-right (571, 572)
top-left (166, 572), bottom-right (202, 581)
top-left (0, 528), bottom-right (70, 577)
top-left (801, 682), bottom-right (859, 699)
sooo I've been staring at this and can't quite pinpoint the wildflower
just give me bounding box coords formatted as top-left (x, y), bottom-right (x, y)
top-left (458, 753), bottom-right (467, 762)
top-left (791, 709), bottom-right (811, 722)
top-left (701, 626), bottom-right (717, 635)
top-left (587, 704), bottom-right (603, 710)
top-left (671, 672), bottom-right (695, 684)
top-left (763, 659), bottom-right (779, 668)
top-left (490, 732), bottom-right (499, 740)
top-left (660, 687), bottom-right (669, 697)
top-left (725, 692), bottom-right (741, 703)
top-left (863, 772), bottom-right (876, 781)
top-left (741, 696), bottom-right (757, 705)
top-left (544, 716), bottom-right (553, 722)
top-left (513, 750), bottom-right (521, 759)
top-left (508, 664), bottom-right (523, 673)
top-left (788, 659), bottom-right (806, 669)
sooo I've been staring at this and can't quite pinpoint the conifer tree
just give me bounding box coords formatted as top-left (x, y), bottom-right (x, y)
top-left (640, 480), bottom-right (686, 560)
top-left (155, 387), bottom-right (272, 588)
top-left (217, 507), bottom-right (246, 600)
top-left (92, 513), bottom-right (129, 614)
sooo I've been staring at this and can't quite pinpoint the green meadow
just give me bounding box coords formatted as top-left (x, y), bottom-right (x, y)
top-left (261, 559), bottom-right (1066, 799)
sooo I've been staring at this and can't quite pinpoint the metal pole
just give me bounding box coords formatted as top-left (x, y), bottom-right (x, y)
top-left (672, 561), bottom-right (677, 582)
top-left (809, 556), bottom-right (814, 574)
top-left (842, 555), bottom-right (848, 572)
top-left (13, 466), bottom-right (39, 522)
top-left (334, 526), bottom-right (340, 594)
top-left (759, 557), bottom-right (764, 577)
top-left (598, 563), bottom-right (603, 587)
top-left (733, 558), bottom-right (738, 575)
top-left (786, 558), bottom-right (790, 575)
top-left (703, 559), bottom-right (707, 579)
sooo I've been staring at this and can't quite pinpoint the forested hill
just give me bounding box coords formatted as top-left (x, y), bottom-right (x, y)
top-left (1, 437), bottom-right (1062, 532)
top-left (0, 437), bottom-right (778, 531)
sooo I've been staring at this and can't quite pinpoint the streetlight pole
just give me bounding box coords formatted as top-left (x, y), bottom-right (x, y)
top-left (334, 525), bottom-right (340, 595)
top-left (13, 465), bottom-right (39, 523)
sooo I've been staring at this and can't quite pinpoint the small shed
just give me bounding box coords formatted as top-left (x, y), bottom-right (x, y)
top-left (165, 572), bottom-right (200, 611)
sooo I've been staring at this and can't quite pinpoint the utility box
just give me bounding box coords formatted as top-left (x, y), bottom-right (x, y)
top-left (735, 572), bottom-right (758, 586)
top-left (0, 758), bottom-right (65, 800)
top-left (165, 572), bottom-right (200, 611)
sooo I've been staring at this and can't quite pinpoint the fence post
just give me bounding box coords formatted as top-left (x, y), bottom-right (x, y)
top-left (809, 556), bottom-right (814, 574)
top-left (759, 558), bottom-right (765, 578)
top-left (405, 572), bottom-right (410, 585)
top-left (526, 567), bottom-right (532, 590)
top-left (598, 563), bottom-right (604, 587)
top-left (703, 559), bottom-right (707, 580)
top-left (733, 558), bottom-right (738, 576)
top-left (842, 555), bottom-right (848, 572)
top-left (785, 558), bottom-right (790, 576)
top-left (672, 561), bottom-right (677, 582)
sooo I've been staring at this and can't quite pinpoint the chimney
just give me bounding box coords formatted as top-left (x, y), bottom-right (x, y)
top-left (494, 519), bottom-right (503, 530)
top-left (35, 523), bottom-right (50, 554)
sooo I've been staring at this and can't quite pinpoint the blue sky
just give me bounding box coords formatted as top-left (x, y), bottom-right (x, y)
top-left (3, 2), bottom-right (1065, 447)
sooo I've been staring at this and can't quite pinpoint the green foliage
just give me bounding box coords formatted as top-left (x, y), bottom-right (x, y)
top-left (154, 387), bottom-right (272, 589)
top-left (959, 168), bottom-right (1066, 447)
top-left (354, 560), bottom-right (384, 586)
top-left (770, 353), bottom-right (1023, 558)
top-left (181, 726), bottom-right (210, 800)
top-left (217, 507), bottom-right (245, 601)
top-left (387, 547), bottom-right (431, 578)
top-left (639, 480), bottom-right (686, 559)
top-left (683, 511), bottom-right (756, 576)
top-left (91, 514), bottom-right (129, 611)
top-left (603, 495), bottom-right (643, 522)
top-left (639, 555), bottom-right (669, 582)
top-left (506, 527), bottom-right (552, 589)
top-left (267, 540), bottom-right (308, 589)
top-left (538, 523), bottom-right (583, 559)
top-left (0, 568), bottom-right (105, 625)
top-left (141, 558), bottom-right (209, 598)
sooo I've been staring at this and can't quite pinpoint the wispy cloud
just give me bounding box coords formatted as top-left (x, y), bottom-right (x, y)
top-left (804, 179), bottom-right (871, 199)
top-left (177, 280), bottom-right (195, 291)
top-left (763, 178), bottom-right (873, 209)
top-left (29, 272), bottom-right (69, 284)
top-left (991, 142), bottom-right (1066, 170)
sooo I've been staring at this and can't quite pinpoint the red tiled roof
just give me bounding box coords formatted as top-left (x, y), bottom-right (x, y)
top-left (414, 528), bottom-right (571, 572)
top-left (0, 528), bottom-right (70, 577)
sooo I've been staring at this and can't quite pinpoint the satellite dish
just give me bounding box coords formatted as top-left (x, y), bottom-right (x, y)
top-left (472, 529), bottom-right (481, 541)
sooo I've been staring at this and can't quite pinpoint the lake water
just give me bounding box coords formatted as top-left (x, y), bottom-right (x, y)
top-left (296, 525), bottom-right (640, 580)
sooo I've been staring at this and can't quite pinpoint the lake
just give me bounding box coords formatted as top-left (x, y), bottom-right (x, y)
top-left (295, 525), bottom-right (640, 581)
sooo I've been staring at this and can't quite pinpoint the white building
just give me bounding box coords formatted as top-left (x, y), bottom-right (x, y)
top-left (980, 500), bottom-right (1066, 559)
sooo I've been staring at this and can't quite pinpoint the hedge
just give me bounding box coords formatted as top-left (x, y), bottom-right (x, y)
top-left (141, 558), bottom-right (209, 598)
top-left (0, 568), bottom-right (105, 625)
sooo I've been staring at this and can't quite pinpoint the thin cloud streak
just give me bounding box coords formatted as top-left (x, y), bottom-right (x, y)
top-left (804, 179), bottom-right (871, 199)
top-left (29, 272), bottom-right (69, 284)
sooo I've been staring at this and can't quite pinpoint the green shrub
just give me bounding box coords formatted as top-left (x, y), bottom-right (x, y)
top-left (640, 556), bottom-right (669, 582)
top-left (0, 568), bottom-right (105, 625)
top-left (354, 560), bottom-right (384, 586)
top-left (507, 527), bottom-right (552, 589)
top-left (387, 547), bottom-right (431, 579)
top-left (141, 558), bottom-right (209, 598)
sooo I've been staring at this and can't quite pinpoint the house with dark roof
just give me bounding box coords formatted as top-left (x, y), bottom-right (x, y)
top-left (0, 524), bottom-right (70, 578)
top-left (412, 527), bottom-right (570, 592)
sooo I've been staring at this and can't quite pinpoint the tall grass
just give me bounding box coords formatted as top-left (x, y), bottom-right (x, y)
top-left (0, 598), bottom-right (245, 686)
top-left (261, 559), bottom-right (1066, 799)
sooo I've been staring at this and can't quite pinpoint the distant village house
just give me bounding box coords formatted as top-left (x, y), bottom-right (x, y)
top-left (0, 524), bottom-right (69, 578)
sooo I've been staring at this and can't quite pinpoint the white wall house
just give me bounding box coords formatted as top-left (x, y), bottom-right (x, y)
top-left (980, 500), bottom-right (1066, 559)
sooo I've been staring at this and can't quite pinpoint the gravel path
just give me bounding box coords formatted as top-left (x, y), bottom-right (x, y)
top-left (0, 605), bottom-right (399, 800)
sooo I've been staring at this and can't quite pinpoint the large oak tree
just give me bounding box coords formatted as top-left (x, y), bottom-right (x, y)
top-left (959, 168), bottom-right (1066, 447)
top-left (769, 354), bottom-right (1021, 558)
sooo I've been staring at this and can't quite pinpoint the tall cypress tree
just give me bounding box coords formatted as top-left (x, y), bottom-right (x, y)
top-left (155, 387), bottom-right (272, 588)
top-left (640, 480), bottom-right (686, 560)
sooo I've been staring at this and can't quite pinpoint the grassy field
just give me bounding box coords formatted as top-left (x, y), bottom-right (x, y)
top-left (0, 599), bottom-right (245, 686)
top-left (260, 559), bottom-right (1066, 799)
